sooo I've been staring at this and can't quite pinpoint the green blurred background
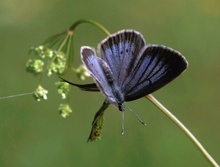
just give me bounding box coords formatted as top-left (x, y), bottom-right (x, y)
top-left (0, 0), bottom-right (220, 166)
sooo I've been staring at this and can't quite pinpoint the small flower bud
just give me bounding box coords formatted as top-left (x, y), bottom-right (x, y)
top-left (58, 103), bottom-right (72, 118)
top-left (26, 59), bottom-right (44, 75)
top-left (56, 81), bottom-right (70, 99)
top-left (75, 64), bottom-right (90, 80)
top-left (47, 51), bottom-right (67, 76)
top-left (33, 85), bottom-right (48, 101)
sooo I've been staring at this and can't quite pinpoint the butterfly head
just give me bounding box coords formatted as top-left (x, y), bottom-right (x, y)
top-left (118, 102), bottom-right (124, 111)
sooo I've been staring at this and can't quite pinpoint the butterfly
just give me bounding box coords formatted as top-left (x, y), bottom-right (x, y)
top-left (62, 29), bottom-right (188, 141)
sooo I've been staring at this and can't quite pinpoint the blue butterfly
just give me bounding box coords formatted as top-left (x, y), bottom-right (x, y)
top-left (62, 30), bottom-right (188, 141)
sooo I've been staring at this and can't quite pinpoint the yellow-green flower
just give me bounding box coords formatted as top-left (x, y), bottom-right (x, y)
top-left (59, 103), bottom-right (72, 118)
top-left (33, 85), bottom-right (48, 101)
top-left (26, 59), bottom-right (44, 75)
top-left (56, 81), bottom-right (70, 99)
top-left (74, 64), bottom-right (90, 80)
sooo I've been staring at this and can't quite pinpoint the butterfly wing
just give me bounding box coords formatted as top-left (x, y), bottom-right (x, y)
top-left (81, 46), bottom-right (118, 105)
top-left (123, 45), bottom-right (188, 101)
top-left (98, 30), bottom-right (146, 86)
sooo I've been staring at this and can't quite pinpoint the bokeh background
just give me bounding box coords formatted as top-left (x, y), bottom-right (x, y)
top-left (0, 0), bottom-right (220, 166)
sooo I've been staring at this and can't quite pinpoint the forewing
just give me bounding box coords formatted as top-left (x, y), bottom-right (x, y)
top-left (124, 45), bottom-right (188, 101)
top-left (98, 30), bottom-right (146, 86)
top-left (81, 46), bottom-right (117, 104)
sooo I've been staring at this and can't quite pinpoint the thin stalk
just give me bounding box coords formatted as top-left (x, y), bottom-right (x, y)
top-left (0, 92), bottom-right (34, 100)
top-left (43, 31), bottom-right (66, 47)
top-left (57, 33), bottom-right (71, 53)
top-left (146, 94), bottom-right (219, 167)
top-left (69, 19), bottom-right (111, 36)
top-left (66, 32), bottom-right (74, 68)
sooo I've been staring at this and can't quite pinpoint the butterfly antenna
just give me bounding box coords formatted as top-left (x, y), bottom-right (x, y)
top-left (121, 111), bottom-right (125, 135)
top-left (125, 105), bottom-right (146, 126)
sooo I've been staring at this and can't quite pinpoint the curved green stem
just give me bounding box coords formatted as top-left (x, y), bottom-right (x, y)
top-left (66, 19), bottom-right (110, 69)
top-left (146, 94), bottom-right (219, 167)
top-left (69, 19), bottom-right (111, 36)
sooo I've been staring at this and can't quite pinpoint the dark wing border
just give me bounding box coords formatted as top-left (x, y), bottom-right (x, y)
top-left (124, 45), bottom-right (188, 101)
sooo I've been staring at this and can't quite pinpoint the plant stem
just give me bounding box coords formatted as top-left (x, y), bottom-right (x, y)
top-left (0, 92), bottom-right (34, 100)
top-left (146, 94), bottom-right (219, 167)
top-left (43, 31), bottom-right (66, 47)
top-left (67, 19), bottom-right (110, 69)
top-left (68, 19), bottom-right (111, 36)
top-left (57, 33), bottom-right (70, 53)
top-left (66, 32), bottom-right (74, 69)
